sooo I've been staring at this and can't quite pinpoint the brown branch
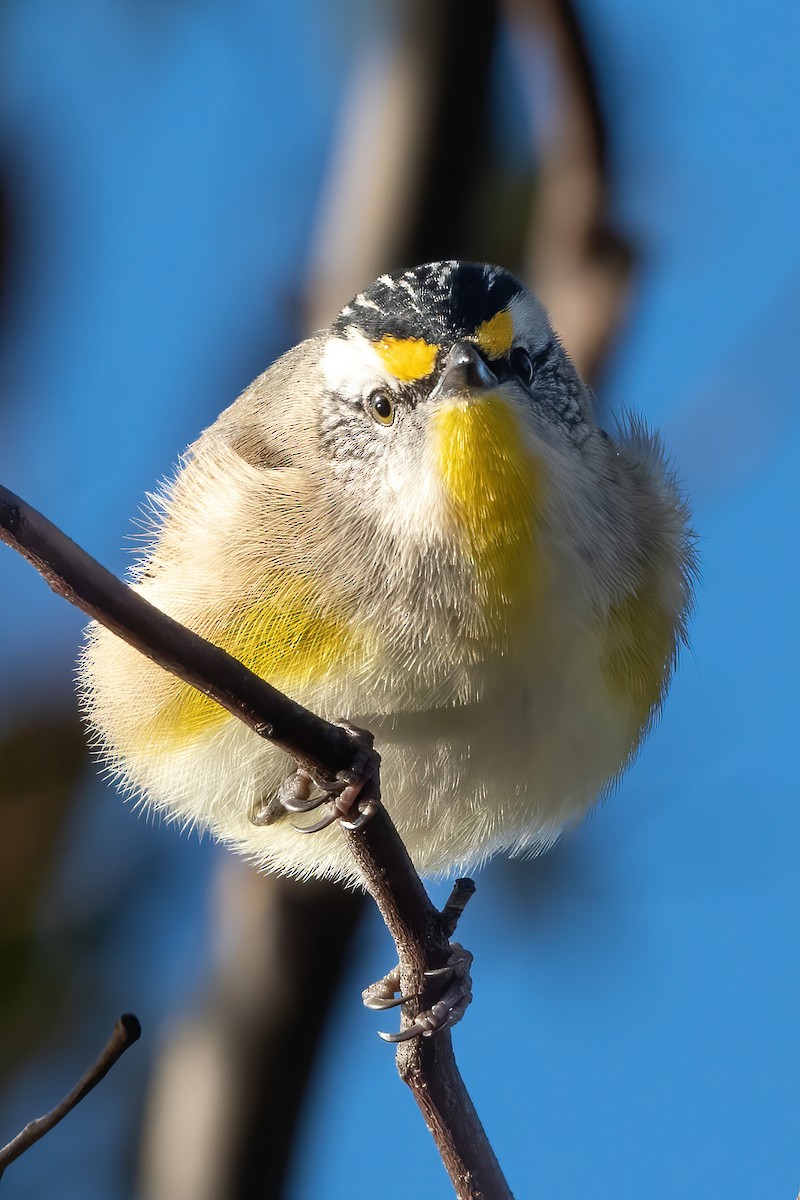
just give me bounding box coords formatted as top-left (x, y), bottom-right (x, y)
top-left (0, 485), bottom-right (513, 1200)
top-left (0, 1014), bottom-right (141, 1179)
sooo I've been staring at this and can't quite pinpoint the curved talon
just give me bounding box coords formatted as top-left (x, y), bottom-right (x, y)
top-left (293, 806), bottom-right (341, 834)
top-left (281, 775), bottom-right (348, 814)
top-left (370, 943), bottom-right (473, 1042)
top-left (280, 721), bottom-right (379, 835)
top-left (340, 797), bottom-right (379, 831)
top-left (379, 1021), bottom-right (429, 1043)
top-left (362, 965), bottom-right (402, 1010)
top-left (363, 992), bottom-right (415, 1012)
top-left (281, 792), bottom-right (328, 814)
top-left (317, 778), bottom-right (352, 796)
top-left (379, 991), bottom-right (466, 1042)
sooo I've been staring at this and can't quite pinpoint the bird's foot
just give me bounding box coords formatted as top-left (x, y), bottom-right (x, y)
top-left (250, 721), bottom-right (379, 832)
top-left (363, 942), bottom-right (473, 1042)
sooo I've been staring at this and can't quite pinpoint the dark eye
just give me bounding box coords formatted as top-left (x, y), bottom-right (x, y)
top-left (367, 390), bottom-right (396, 426)
top-left (509, 346), bottom-right (535, 388)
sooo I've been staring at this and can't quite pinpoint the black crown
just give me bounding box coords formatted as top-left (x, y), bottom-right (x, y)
top-left (335, 261), bottom-right (523, 345)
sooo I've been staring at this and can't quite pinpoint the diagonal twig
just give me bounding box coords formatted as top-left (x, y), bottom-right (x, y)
top-left (0, 1014), bottom-right (141, 1179)
top-left (0, 484), bottom-right (512, 1200)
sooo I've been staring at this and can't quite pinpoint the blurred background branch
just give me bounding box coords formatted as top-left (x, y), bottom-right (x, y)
top-left (510, 0), bottom-right (635, 384)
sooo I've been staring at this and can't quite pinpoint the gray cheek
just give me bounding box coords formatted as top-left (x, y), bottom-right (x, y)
top-left (318, 398), bottom-right (427, 484)
top-left (317, 398), bottom-right (377, 478)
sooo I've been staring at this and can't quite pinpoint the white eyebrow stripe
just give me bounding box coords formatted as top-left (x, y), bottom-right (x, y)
top-left (320, 329), bottom-right (400, 399)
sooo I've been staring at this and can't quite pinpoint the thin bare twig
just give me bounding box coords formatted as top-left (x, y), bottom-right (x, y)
top-left (0, 1014), bottom-right (141, 1179)
top-left (0, 485), bottom-right (513, 1199)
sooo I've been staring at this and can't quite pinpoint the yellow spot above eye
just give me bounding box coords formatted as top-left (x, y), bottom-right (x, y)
top-left (474, 309), bottom-right (514, 359)
top-left (373, 336), bottom-right (439, 382)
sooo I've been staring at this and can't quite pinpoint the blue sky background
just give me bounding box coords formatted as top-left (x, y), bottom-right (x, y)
top-left (1, 2), bottom-right (799, 1198)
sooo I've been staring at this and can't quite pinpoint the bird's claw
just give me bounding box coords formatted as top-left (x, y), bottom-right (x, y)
top-left (294, 779), bottom-right (376, 834)
top-left (364, 943), bottom-right (473, 1042)
top-left (276, 769), bottom-right (336, 814)
top-left (253, 721), bottom-right (380, 834)
top-left (362, 965), bottom-right (415, 1011)
top-left (339, 796), bottom-right (379, 831)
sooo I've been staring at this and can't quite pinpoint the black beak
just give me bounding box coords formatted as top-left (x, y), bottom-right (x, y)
top-left (438, 341), bottom-right (498, 394)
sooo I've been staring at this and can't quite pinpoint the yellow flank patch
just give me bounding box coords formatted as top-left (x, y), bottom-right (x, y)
top-left (433, 395), bottom-right (542, 641)
top-left (146, 579), bottom-right (360, 745)
top-left (603, 579), bottom-right (676, 730)
top-left (474, 309), bottom-right (514, 359)
top-left (373, 336), bottom-right (439, 382)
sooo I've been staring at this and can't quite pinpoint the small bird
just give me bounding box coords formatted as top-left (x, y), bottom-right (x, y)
top-left (79, 261), bottom-right (694, 887)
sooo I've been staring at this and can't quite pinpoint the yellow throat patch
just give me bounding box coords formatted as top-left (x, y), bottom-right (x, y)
top-left (433, 394), bottom-right (542, 640)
